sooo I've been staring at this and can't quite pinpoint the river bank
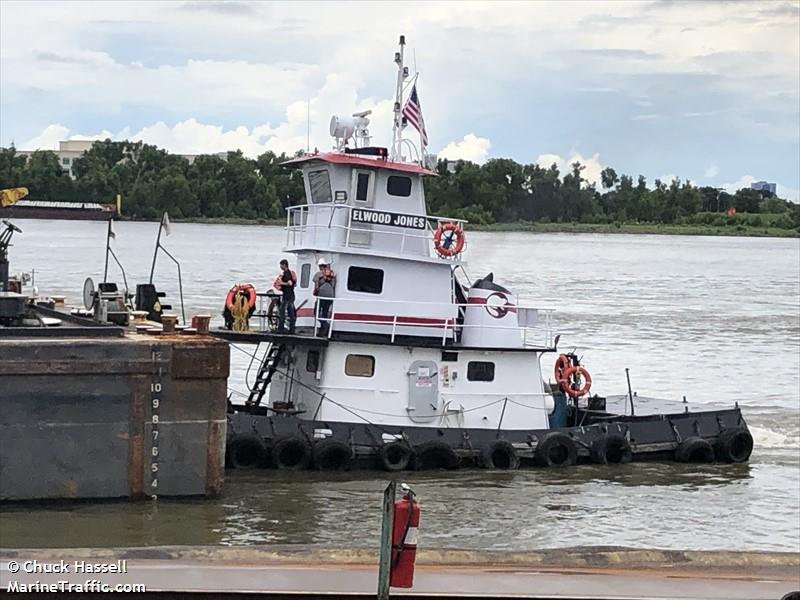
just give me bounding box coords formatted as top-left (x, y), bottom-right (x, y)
top-left (129, 216), bottom-right (800, 237)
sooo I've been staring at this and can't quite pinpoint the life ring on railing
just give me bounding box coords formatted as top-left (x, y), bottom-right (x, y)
top-left (554, 354), bottom-right (572, 385)
top-left (433, 223), bottom-right (465, 257)
top-left (225, 283), bottom-right (257, 312)
top-left (560, 365), bottom-right (592, 398)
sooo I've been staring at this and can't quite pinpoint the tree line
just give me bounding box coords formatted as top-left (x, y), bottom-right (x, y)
top-left (0, 140), bottom-right (797, 229)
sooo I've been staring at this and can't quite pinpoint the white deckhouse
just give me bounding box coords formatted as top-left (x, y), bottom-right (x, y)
top-left (266, 40), bottom-right (557, 436)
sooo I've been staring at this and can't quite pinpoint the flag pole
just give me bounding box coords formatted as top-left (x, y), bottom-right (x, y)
top-left (416, 79), bottom-right (425, 166)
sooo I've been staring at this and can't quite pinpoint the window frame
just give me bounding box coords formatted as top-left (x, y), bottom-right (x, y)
top-left (387, 175), bottom-right (412, 197)
top-left (306, 350), bottom-right (320, 373)
top-left (307, 169), bottom-right (333, 204)
top-left (347, 266), bottom-right (384, 294)
top-left (467, 361), bottom-right (495, 382)
top-left (351, 169), bottom-right (374, 204)
top-left (300, 263), bottom-right (311, 288)
top-left (345, 354), bottom-right (375, 378)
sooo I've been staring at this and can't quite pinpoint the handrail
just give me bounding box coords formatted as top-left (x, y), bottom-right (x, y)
top-left (286, 203), bottom-right (468, 224)
top-left (304, 297), bottom-right (555, 347)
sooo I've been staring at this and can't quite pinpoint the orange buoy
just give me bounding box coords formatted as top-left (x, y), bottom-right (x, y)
top-left (560, 365), bottom-right (592, 398)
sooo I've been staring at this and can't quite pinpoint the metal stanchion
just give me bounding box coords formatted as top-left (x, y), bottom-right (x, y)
top-left (377, 480), bottom-right (396, 600)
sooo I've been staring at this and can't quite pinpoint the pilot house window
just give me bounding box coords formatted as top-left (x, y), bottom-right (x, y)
top-left (345, 354), bottom-right (375, 377)
top-left (355, 172), bottom-right (371, 202)
top-left (347, 266), bottom-right (384, 294)
top-left (387, 175), bottom-right (412, 197)
top-left (467, 361), bottom-right (495, 382)
top-left (308, 170), bottom-right (332, 203)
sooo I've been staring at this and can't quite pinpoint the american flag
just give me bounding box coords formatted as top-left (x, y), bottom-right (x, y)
top-left (402, 84), bottom-right (428, 147)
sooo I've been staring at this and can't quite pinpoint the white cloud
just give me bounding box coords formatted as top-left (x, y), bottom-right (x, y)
top-left (535, 151), bottom-right (604, 187)
top-left (21, 124), bottom-right (70, 150)
top-left (438, 134), bottom-right (492, 164)
top-left (704, 163), bottom-right (719, 178)
top-left (722, 174), bottom-right (756, 194)
top-left (777, 185), bottom-right (799, 203)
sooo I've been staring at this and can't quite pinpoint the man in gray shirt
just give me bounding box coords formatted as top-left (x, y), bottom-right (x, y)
top-left (313, 258), bottom-right (336, 336)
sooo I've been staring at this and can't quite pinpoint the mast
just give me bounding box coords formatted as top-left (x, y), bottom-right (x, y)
top-left (390, 35), bottom-right (408, 162)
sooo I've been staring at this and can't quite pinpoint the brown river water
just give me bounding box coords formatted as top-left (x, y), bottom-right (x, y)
top-left (1, 220), bottom-right (798, 552)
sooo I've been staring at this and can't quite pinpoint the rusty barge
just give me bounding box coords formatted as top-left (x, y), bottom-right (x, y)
top-left (0, 219), bottom-right (229, 502)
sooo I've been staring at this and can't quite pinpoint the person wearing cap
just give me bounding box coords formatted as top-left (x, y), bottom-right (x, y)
top-left (276, 258), bottom-right (297, 334)
top-left (313, 258), bottom-right (336, 336)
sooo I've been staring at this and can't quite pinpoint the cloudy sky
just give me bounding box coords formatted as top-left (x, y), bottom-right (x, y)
top-left (1, 1), bottom-right (798, 199)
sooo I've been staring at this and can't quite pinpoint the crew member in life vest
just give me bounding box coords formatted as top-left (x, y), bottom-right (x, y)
top-left (313, 258), bottom-right (336, 336)
top-left (276, 259), bottom-right (297, 334)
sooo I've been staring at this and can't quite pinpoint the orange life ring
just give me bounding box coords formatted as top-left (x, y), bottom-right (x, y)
top-left (560, 366), bottom-right (592, 398)
top-left (433, 223), bottom-right (465, 257)
top-left (225, 283), bottom-right (257, 312)
top-left (554, 354), bottom-right (571, 384)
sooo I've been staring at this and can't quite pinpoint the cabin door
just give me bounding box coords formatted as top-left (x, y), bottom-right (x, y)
top-left (348, 170), bottom-right (375, 247)
top-left (406, 360), bottom-right (439, 423)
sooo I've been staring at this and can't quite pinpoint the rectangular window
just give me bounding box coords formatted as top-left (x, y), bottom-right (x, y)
top-left (62, 157), bottom-right (71, 165)
top-left (306, 350), bottom-right (320, 373)
top-left (347, 266), bottom-right (384, 294)
top-left (355, 172), bottom-right (370, 202)
top-left (467, 361), bottom-right (495, 382)
top-left (308, 170), bottom-right (332, 203)
top-left (387, 175), bottom-right (412, 197)
top-left (300, 263), bottom-right (311, 288)
top-left (345, 354), bottom-right (374, 377)
top-left (441, 351), bottom-right (459, 362)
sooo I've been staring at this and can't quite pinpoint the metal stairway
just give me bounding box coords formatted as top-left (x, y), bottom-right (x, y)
top-left (246, 343), bottom-right (286, 408)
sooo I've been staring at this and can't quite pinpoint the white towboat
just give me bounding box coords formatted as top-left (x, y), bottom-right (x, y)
top-left (217, 36), bottom-right (752, 472)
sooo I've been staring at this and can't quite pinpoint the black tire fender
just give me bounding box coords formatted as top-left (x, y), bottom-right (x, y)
top-left (414, 440), bottom-right (460, 470)
top-left (226, 434), bottom-right (268, 470)
top-left (312, 439), bottom-right (352, 471)
top-left (590, 434), bottom-right (633, 465)
top-left (378, 441), bottom-right (414, 472)
top-left (535, 432), bottom-right (577, 467)
top-left (480, 439), bottom-right (520, 470)
top-left (271, 435), bottom-right (312, 470)
top-left (715, 428), bottom-right (753, 463)
top-left (675, 436), bottom-right (715, 463)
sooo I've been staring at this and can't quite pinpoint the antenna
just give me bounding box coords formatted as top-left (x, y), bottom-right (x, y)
top-left (390, 35), bottom-right (407, 162)
top-left (306, 98), bottom-right (311, 153)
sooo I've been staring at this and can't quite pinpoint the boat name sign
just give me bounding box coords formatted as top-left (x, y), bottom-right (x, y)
top-left (351, 208), bottom-right (426, 230)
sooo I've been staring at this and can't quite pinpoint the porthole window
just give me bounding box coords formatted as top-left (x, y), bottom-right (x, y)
top-left (345, 354), bottom-right (375, 377)
top-left (300, 263), bottom-right (311, 288)
top-left (347, 266), bottom-right (384, 294)
top-left (387, 175), bottom-right (412, 197)
top-left (467, 361), bottom-right (495, 382)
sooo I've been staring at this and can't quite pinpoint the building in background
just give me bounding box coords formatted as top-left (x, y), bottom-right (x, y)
top-left (750, 180), bottom-right (777, 195)
top-left (16, 140), bottom-right (228, 179)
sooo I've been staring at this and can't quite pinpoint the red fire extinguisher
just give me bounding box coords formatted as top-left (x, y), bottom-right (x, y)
top-left (390, 484), bottom-right (420, 588)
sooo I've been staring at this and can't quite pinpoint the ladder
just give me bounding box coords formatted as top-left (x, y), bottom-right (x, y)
top-left (246, 343), bottom-right (286, 408)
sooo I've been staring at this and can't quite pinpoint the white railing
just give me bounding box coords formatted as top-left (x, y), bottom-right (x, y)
top-left (285, 204), bottom-right (467, 260)
top-left (299, 296), bottom-right (555, 349)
